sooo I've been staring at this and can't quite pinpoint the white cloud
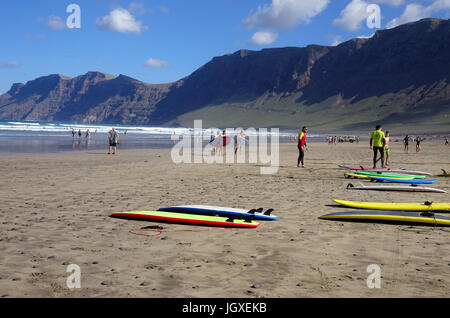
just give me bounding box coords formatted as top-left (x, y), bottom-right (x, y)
top-left (145, 58), bottom-right (169, 68)
top-left (47, 15), bottom-right (67, 31)
top-left (333, 0), bottom-right (371, 31)
top-left (96, 8), bottom-right (148, 34)
top-left (249, 31), bottom-right (278, 45)
top-left (387, 0), bottom-right (450, 28)
top-left (243, 0), bottom-right (330, 30)
top-left (330, 35), bottom-right (343, 46)
top-left (128, 2), bottom-right (147, 15)
top-left (372, 0), bottom-right (404, 6)
top-left (0, 61), bottom-right (22, 68)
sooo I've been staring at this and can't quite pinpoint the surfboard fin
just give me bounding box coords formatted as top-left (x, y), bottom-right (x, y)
top-left (226, 217), bottom-right (236, 223)
top-left (360, 165), bottom-right (365, 170)
top-left (346, 183), bottom-right (354, 188)
top-left (424, 201), bottom-right (433, 206)
top-left (420, 211), bottom-right (435, 217)
top-left (247, 209), bottom-right (257, 215)
top-left (243, 215), bottom-right (255, 223)
top-left (256, 208), bottom-right (263, 213)
top-left (264, 209), bottom-right (274, 216)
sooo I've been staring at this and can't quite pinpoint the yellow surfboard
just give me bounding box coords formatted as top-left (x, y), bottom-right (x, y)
top-left (333, 200), bottom-right (450, 211)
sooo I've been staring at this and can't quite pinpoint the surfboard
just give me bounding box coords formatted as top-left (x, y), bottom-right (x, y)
top-left (158, 205), bottom-right (278, 221)
top-left (345, 183), bottom-right (446, 193)
top-left (339, 165), bottom-right (432, 176)
top-left (209, 136), bottom-right (223, 147)
top-left (339, 165), bottom-right (404, 171)
top-left (352, 171), bottom-right (426, 179)
top-left (111, 211), bottom-right (260, 228)
top-left (333, 200), bottom-right (450, 211)
top-left (319, 210), bottom-right (450, 226)
top-left (345, 173), bottom-right (414, 181)
top-left (384, 170), bottom-right (432, 176)
top-left (369, 176), bottom-right (437, 184)
top-left (237, 136), bottom-right (248, 146)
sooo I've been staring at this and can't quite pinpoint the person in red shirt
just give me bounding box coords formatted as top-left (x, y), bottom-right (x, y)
top-left (297, 126), bottom-right (308, 168)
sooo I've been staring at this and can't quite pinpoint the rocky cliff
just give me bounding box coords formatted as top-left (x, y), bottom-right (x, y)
top-left (1, 18), bottom-right (449, 132)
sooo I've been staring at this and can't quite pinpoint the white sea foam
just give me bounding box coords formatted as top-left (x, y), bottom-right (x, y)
top-left (0, 121), bottom-right (304, 137)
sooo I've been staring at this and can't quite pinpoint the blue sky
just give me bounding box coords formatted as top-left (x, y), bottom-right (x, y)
top-left (1, 0), bottom-right (449, 93)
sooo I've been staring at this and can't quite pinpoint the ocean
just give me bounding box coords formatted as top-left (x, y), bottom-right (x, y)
top-left (0, 120), bottom-right (324, 154)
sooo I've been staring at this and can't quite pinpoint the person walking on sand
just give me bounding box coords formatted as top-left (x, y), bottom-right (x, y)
top-left (445, 136), bottom-right (449, 146)
top-left (370, 125), bottom-right (386, 169)
top-left (377, 130), bottom-right (390, 166)
top-left (108, 128), bottom-right (119, 155)
top-left (297, 126), bottom-right (308, 168)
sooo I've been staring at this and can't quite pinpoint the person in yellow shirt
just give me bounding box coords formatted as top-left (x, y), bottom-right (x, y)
top-left (369, 125), bottom-right (386, 168)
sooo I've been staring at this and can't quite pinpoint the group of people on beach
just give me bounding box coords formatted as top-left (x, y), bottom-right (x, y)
top-left (367, 126), bottom-right (429, 168)
top-left (403, 135), bottom-right (425, 153)
top-left (295, 124), bottom-right (441, 169)
top-left (369, 125), bottom-right (390, 168)
top-left (326, 136), bottom-right (359, 144)
top-left (72, 129), bottom-right (92, 139)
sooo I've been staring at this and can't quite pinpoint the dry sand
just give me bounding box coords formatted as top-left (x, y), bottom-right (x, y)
top-left (0, 140), bottom-right (449, 298)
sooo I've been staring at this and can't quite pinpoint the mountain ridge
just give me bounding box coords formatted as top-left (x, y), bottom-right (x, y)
top-left (1, 18), bottom-right (449, 133)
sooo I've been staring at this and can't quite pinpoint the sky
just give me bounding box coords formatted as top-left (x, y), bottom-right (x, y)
top-left (1, 0), bottom-right (449, 94)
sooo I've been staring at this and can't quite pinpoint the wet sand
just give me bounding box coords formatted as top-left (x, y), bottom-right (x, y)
top-left (0, 140), bottom-right (449, 298)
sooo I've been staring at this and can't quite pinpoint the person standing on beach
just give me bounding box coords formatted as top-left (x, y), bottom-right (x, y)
top-left (171, 132), bottom-right (178, 145)
top-left (220, 130), bottom-right (227, 155)
top-left (415, 136), bottom-right (422, 152)
top-left (403, 135), bottom-right (410, 153)
top-left (297, 126), bottom-right (308, 168)
top-left (108, 128), bottom-right (119, 155)
top-left (445, 136), bottom-right (449, 146)
top-left (370, 125), bottom-right (386, 168)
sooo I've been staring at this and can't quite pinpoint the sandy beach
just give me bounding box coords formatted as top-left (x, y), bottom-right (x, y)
top-left (0, 139), bottom-right (449, 298)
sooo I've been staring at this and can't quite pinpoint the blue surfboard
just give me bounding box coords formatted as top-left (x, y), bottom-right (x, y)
top-left (369, 176), bottom-right (437, 184)
top-left (158, 205), bottom-right (278, 221)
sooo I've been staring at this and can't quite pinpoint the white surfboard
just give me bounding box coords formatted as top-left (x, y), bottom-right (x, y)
top-left (158, 205), bottom-right (278, 221)
top-left (382, 170), bottom-right (432, 176)
top-left (346, 182), bottom-right (446, 193)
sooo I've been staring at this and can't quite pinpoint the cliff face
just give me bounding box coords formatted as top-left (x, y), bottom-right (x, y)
top-left (1, 18), bottom-right (449, 131)
top-left (0, 72), bottom-right (172, 125)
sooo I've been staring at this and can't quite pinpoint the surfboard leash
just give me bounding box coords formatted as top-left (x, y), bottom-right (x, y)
top-left (129, 227), bottom-right (229, 238)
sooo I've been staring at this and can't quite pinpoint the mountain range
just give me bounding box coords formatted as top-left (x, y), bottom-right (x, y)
top-left (1, 18), bottom-right (449, 133)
